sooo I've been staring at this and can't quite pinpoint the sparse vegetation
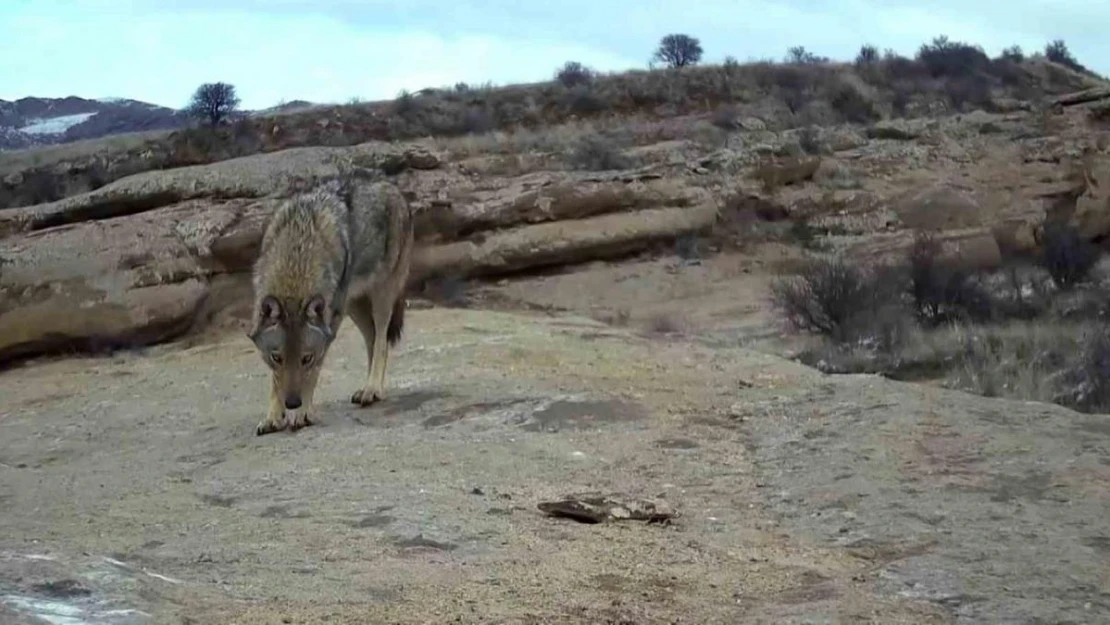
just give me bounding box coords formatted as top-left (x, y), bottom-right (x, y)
top-left (555, 61), bottom-right (595, 88)
top-left (773, 223), bottom-right (1110, 413)
top-left (769, 255), bottom-right (897, 342)
top-left (1041, 220), bottom-right (1101, 289)
top-left (566, 135), bottom-right (632, 171)
top-left (1, 33), bottom-right (1102, 211)
top-left (1000, 45), bottom-right (1025, 63)
top-left (855, 45), bottom-right (880, 67)
top-left (1044, 39), bottom-right (1097, 77)
top-left (786, 46), bottom-right (828, 65)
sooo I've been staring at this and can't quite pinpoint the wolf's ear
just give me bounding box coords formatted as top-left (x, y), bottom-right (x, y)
top-left (305, 294), bottom-right (328, 323)
top-left (304, 294), bottom-right (336, 340)
top-left (260, 296), bottom-right (284, 324)
top-left (249, 295), bottom-right (283, 341)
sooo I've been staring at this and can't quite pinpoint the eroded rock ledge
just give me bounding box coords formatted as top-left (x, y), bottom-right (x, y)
top-left (0, 144), bottom-right (718, 365)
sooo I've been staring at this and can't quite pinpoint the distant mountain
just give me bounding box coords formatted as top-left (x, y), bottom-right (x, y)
top-left (0, 96), bottom-right (328, 151)
top-left (0, 96), bottom-right (193, 151)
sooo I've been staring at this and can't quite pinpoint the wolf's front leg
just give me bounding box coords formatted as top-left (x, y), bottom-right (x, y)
top-left (289, 367), bottom-right (321, 431)
top-left (256, 374), bottom-right (288, 436)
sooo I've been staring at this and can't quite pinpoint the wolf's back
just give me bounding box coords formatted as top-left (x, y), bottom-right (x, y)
top-left (252, 182), bottom-right (352, 304)
top-left (344, 180), bottom-right (413, 283)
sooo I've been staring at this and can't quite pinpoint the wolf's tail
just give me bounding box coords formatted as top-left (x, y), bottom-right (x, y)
top-left (387, 296), bottom-right (405, 345)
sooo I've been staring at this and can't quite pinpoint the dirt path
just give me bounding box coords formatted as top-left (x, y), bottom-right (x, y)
top-left (1, 306), bottom-right (1108, 624)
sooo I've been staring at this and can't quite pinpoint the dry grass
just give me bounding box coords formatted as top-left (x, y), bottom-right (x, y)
top-left (777, 223), bottom-right (1110, 413)
top-left (802, 318), bottom-right (1110, 413)
top-left (0, 129), bottom-right (169, 175)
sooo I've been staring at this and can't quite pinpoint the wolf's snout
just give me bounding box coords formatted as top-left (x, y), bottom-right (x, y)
top-left (284, 396), bottom-right (303, 410)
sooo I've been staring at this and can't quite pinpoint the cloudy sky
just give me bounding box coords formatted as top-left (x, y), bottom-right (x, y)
top-left (1, 0), bottom-right (1106, 110)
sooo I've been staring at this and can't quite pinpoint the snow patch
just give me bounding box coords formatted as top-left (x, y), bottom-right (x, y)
top-left (1, 594), bottom-right (150, 625)
top-left (18, 113), bottom-right (97, 135)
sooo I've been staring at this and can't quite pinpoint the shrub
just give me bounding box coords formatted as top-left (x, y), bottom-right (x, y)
top-left (769, 255), bottom-right (901, 341)
top-left (710, 104), bottom-right (738, 130)
top-left (890, 83), bottom-right (913, 116)
top-left (786, 46), bottom-right (827, 65)
top-left (556, 61), bottom-right (595, 88)
top-left (999, 45), bottom-right (1025, 63)
top-left (797, 126), bottom-right (822, 155)
top-left (653, 34), bottom-right (703, 68)
top-left (775, 65), bottom-right (817, 114)
top-left (1059, 324), bottom-right (1110, 412)
top-left (916, 35), bottom-right (990, 78)
top-left (944, 76), bottom-right (993, 112)
top-left (1044, 39), bottom-right (1093, 75)
top-left (561, 85), bottom-right (608, 115)
top-left (566, 135), bottom-right (631, 171)
top-left (829, 81), bottom-right (880, 123)
top-left (908, 231), bottom-right (994, 324)
top-left (1040, 220), bottom-right (1100, 289)
top-left (855, 45), bottom-right (880, 66)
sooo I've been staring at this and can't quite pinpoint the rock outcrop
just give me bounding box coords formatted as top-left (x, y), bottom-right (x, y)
top-left (0, 144), bottom-right (719, 366)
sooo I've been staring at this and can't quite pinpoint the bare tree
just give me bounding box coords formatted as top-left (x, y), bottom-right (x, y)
top-left (186, 82), bottom-right (241, 127)
top-left (653, 34), bottom-right (703, 69)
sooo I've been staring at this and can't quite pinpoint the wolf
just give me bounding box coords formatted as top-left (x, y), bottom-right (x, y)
top-left (246, 176), bottom-right (414, 436)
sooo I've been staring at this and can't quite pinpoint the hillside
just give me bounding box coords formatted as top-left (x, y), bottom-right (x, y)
top-left (0, 96), bottom-right (189, 151)
top-left (0, 43), bottom-right (1103, 209)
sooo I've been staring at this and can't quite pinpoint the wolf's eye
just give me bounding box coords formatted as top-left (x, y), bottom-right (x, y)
top-left (301, 353), bottom-right (315, 367)
top-left (270, 352), bottom-right (283, 365)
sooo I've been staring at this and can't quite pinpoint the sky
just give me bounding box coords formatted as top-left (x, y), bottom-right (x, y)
top-left (1, 0), bottom-right (1107, 110)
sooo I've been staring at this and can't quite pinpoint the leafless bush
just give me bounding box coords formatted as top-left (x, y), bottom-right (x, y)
top-left (769, 255), bottom-right (903, 342)
top-left (566, 135), bottom-right (632, 171)
top-left (916, 36), bottom-right (991, 78)
top-left (556, 61), bottom-right (595, 88)
top-left (829, 81), bottom-right (879, 123)
top-left (1058, 324), bottom-right (1110, 412)
top-left (908, 231), bottom-right (994, 324)
top-left (1040, 221), bottom-right (1100, 290)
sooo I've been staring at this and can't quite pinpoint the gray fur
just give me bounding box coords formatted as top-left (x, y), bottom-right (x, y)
top-left (247, 176), bottom-right (415, 435)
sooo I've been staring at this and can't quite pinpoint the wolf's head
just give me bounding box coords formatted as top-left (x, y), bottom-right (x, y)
top-left (248, 294), bottom-right (335, 411)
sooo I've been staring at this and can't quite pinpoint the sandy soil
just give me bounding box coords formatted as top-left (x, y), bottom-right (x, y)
top-left (1, 284), bottom-right (1109, 623)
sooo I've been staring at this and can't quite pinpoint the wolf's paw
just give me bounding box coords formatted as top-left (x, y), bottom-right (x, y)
top-left (289, 411), bottom-right (315, 432)
top-left (255, 415), bottom-right (288, 436)
top-left (350, 388), bottom-right (383, 407)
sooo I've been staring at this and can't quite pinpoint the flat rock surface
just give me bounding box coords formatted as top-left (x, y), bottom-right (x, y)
top-left (0, 307), bottom-right (1108, 623)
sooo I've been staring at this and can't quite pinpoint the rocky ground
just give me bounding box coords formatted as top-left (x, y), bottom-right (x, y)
top-left (1, 298), bottom-right (1108, 624)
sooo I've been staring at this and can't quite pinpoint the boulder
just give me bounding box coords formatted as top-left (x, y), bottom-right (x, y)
top-left (867, 119), bottom-right (931, 141)
top-left (751, 157), bottom-right (822, 191)
top-left (0, 143), bottom-right (443, 238)
top-left (0, 165), bottom-right (716, 366)
top-left (412, 203), bottom-right (720, 281)
top-left (991, 220), bottom-right (1040, 257)
top-left (738, 117), bottom-right (766, 132)
top-left (0, 202), bottom-right (232, 364)
top-left (415, 175), bottom-right (709, 242)
top-left (823, 128), bottom-right (868, 152)
top-left (846, 227), bottom-right (1002, 272)
top-left (1069, 160), bottom-right (1110, 241)
top-left (890, 184), bottom-right (984, 230)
